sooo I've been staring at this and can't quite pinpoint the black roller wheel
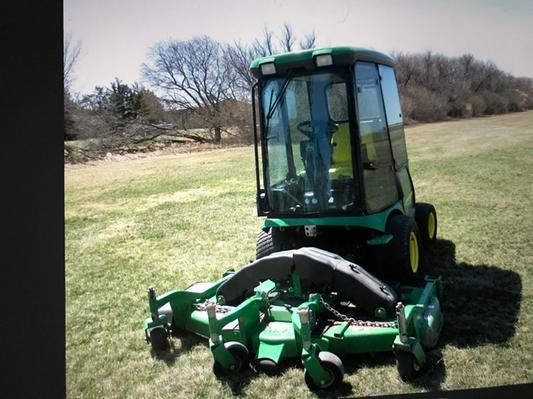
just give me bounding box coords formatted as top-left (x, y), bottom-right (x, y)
top-left (149, 327), bottom-right (169, 351)
top-left (304, 351), bottom-right (344, 391)
top-left (396, 351), bottom-right (421, 381)
top-left (170, 317), bottom-right (184, 336)
top-left (212, 341), bottom-right (250, 377)
top-left (256, 228), bottom-right (283, 259)
top-left (255, 358), bottom-right (280, 376)
top-left (385, 214), bottom-right (422, 283)
top-left (415, 203), bottom-right (437, 247)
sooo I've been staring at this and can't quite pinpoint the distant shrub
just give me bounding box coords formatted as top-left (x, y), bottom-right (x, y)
top-left (501, 88), bottom-right (528, 112)
top-left (466, 94), bottom-right (487, 117)
top-left (447, 91), bottom-right (473, 118)
top-left (399, 86), bottom-right (448, 122)
top-left (481, 91), bottom-right (509, 115)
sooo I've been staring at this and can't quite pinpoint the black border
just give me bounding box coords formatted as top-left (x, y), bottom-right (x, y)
top-left (2, 1), bottom-right (65, 397)
top-left (1, 2), bottom-right (530, 398)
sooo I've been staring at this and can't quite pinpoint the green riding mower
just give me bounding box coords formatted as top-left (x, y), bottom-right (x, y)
top-left (143, 47), bottom-right (444, 391)
top-left (249, 46), bottom-right (437, 282)
top-left (143, 247), bottom-right (443, 391)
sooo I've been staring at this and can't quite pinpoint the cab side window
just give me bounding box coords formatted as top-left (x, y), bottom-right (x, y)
top-left (354, 62), bottom-right (398, 213)
top-left (379, 65), bottom-right (408, 168)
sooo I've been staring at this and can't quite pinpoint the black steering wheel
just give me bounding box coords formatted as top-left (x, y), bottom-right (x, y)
top-left (297, 120), bottom-right (339, 138)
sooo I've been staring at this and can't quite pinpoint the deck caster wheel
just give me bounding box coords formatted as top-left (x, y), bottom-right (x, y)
top-left (396, 351), bottom-right (421, 381)
top-left (149, 327), bottom-right (169, 351)
top-left (255, 358), bottom-right (280, 376)
top-left (212, 341), bottom-right (250, 377)
top-left (304, 351), bottom-right (344, 391)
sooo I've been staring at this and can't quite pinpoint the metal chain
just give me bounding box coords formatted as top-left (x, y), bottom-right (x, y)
top-left (194, 298), bottom-right (398, 328)
top-left (194, 301), bottom-right (232, 314)
top-left (320, 297), bottom-right (398, 328)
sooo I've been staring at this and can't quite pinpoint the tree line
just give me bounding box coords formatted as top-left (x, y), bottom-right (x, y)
top-left (64, 26), bottom-right (533, 160)
top-left (394, 51), bottom-right (533, 122)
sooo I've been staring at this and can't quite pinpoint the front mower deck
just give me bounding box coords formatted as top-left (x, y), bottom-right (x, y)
top-left (143, 247), bottom-right (443, 391)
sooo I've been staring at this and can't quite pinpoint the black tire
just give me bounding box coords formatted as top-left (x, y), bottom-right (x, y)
top-left (304, 351), bottom-right (344, 391)
top-left (256, 229), bottom-right (274, 259)
top-left (256, 228), bottom-right (284, 259)
top-left (149, 327), bottom-right (169, 351)
top-left (255, 358), bottom-right (280, 376)
top-left (396, 351), bottom-right (421, 381)
top-left (212, 341), bottom-right (250, 377)
top-left (415, 203), bottom-right (437, 247)
top-left (385, 214), bottom-right (422, 282)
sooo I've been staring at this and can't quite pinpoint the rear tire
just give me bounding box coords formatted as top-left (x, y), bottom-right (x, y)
top-left (415, 203), bottom-right (437, 247)
top-left (385, 214), bottom-right (422, 282)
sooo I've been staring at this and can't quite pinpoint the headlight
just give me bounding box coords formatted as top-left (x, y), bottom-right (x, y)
top-left (260, 63), bottom-right (276, 75)
top-left (315, 54), bottom-right (333, 67)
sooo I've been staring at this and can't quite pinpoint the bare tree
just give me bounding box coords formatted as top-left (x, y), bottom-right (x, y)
top-left (279, 23), bottom-right (296, 52)
top-left (300, 31), bottom-right (316, 50)
top-left (224, 41), bottom-right (259, 93)
top-left (64, 34), bottom-right (81, 92)
top-left (142, 36), bottom-right (241, 143)
top-left (253, 27), bottom-right (275, 57)
top-left (225, 24), bottom-right (319, 94)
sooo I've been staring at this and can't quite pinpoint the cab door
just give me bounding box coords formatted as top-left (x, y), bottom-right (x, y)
top-left (378, 64), bottom-right (414, 213)
top-left (354, 62), bottom-right (398, 213)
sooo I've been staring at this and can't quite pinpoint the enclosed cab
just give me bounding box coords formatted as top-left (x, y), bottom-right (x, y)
top-left (250, 47), bottom-right (438, 281)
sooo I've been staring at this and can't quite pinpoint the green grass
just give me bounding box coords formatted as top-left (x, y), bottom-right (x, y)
top-left (65, 111), bottom-right (533, 398)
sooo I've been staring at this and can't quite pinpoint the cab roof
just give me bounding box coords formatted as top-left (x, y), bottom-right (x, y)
top-left (249, 46), bottom-right (395, 78)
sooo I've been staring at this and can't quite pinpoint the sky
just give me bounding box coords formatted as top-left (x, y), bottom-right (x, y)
top-left (64, 0), bottom-right (533, 95)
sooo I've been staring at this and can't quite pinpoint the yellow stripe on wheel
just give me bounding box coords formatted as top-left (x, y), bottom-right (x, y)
top-left (427, 212), bottom-right (436, 240)
top-left (409, 232), bottom-right (419, 273)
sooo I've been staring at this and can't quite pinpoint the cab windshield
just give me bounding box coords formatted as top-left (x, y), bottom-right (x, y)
top-left (261, 71), bottom-right (356, 214)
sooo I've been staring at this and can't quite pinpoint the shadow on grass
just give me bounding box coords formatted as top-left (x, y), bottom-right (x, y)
top-left (150, 329), bottom-right (208, 367)
top-left (429, 238), bottom-right (522, 348)
top-left (151, 238), bottom-right (522, 395)
top-left (307, 237), bottom-right (522, 395)
top-left (399, 238), bottom-right (522, 391)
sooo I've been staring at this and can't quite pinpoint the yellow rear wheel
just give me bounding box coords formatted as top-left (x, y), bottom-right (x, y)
top-left (415, 203), bottom-right (438, 246)
top-left (385, 214), bottom-right (422, 282)
top-left (409, 231), bottom-right (419, 273)
top-left (427, 212), bottom-right (436, 240)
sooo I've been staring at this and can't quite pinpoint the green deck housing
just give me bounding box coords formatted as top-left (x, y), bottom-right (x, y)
top-left (144, 268), bottom-right (443, 387)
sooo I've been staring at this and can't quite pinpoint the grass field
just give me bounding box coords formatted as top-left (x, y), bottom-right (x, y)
top-left (65, 111), bottom-right (533, 398)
